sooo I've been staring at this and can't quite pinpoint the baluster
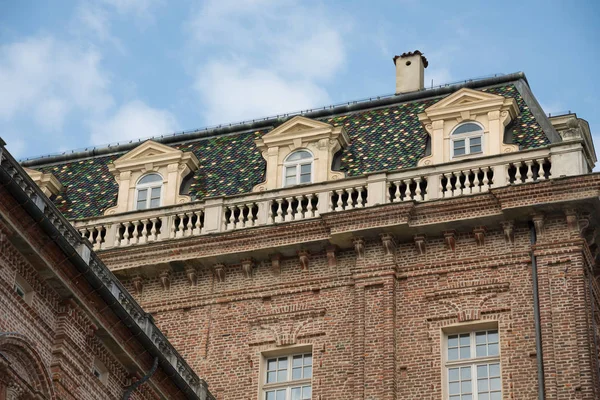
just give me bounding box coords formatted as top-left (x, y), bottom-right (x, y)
top-left (80, 228), bottom-right (88, 240)
top-left (115, 223), bottom-right (123, 247)
top-left (541, 159), bottom-right (549, 180)
top-left (192, 212), bottom-right (202, 235)
top-left (268, 201), bottom-right (275, 224)
top-left (356, 187), bottom-right (365, 207)
top-left (328, 191), bottom-right (334, 212)
top-left (293, 197), bottom-right (303, 220)
top-left (123, 222), bottom-right (132, 245)
top-left (422, 178), bottom-right (429, 201)
top-left (132, 220), bottom-right (142, 244)
top-left (149, 218), bottom-right (158, 241)
top-left (286, 198), bottom-right (294, 221)
top-left (414, 178), bottom-right (422, 200)
top-left (394, 181), bottom-right (402, 202)
top-left (336, 189), bottom-right (344, 210)
top-left (345, 189), bottom-right (355, 210)
top-left (440, 175), bottom-right (446, 198)
top-left (244, 204), bottom-right (253, 227)
top-left (228, 207), bottom-right (236, 230)
top-left (307, 194), bottom-right (315, 218)
top-left (275, 199), bottom-right (284, 223)
top-left (481, 168), bottom-right (490, 192)
top-left (137, 220), bottom-right (147, 244)
top-left (176, 213), bottom-right (186, 237)
top-left (526, 160), bottom-right (535, 183)
top-left (170, 215), bottom-right (177, 238)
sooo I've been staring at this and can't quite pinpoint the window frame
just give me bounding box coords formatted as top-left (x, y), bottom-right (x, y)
top-left (282, 150), bottom-right (314, 188)
top-left (260, 346), bottom-right (313, 400)
top-left (134, 173), bottom-right (164, 211)
top-left (442, 324), bottom-right (502, 400)
top-left (14, 274), bottom-right (33, 305)
top-left (92, 357), bottom-right (109, 385)
top-left (450, 122), bottom-right (484, 159)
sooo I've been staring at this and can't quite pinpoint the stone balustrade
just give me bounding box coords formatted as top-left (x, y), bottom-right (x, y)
top-left (74, 140), bottom-right (588, 251)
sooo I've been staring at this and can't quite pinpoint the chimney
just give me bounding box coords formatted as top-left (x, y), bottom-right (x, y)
top-left (393, 50), bottom-right (428, 94)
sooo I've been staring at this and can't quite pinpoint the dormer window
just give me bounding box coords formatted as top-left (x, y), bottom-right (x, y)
top-left (136, 173), bottom-right (163, 210)
top-left (452, 122), bottom-right (484, 158)
top-left (283, 150), bottom-right (313, 187)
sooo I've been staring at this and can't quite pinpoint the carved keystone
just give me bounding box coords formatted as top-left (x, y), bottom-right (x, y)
top-left (132, 274), bottom-right (144, 295)
top-left (444, 230), bottom-right (457, 252)
top-left (298, 250), bottom-right (310, 271)
top-left (414, 234), bottom-right (426, 255)
top-left (212, 263), bottom-right (225, 283)
top-left (533, 214), bottom-right (545, 238)
top-left (473, 227), bottom-right (486, 247)
top-left (185, 265), bottom-right (198, 286)
top-left (159, 269), bottom-right (171, 291)
top-left (241, 259), bottom-right (255, 279)
top-left (501, 221), bottom-right (514, 244)
top-left (270, 254), bottom-right (282, 275)
top-left (326, 245), bottom-right (337, 267)
top-left (380, 233), bottom-right (396, 256)
top-left (353, 237), bottom-right (365, 259)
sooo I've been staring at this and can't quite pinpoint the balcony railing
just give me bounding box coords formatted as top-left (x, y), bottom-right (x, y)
top-left (74, 140), bottom-right (586, 251)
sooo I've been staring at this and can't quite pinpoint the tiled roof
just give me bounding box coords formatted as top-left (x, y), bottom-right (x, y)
top-left (36, 83), bottom-right (550, 220)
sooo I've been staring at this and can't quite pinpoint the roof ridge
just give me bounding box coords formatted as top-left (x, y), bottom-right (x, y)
top-left (22, 72), bottom-right (525, 167)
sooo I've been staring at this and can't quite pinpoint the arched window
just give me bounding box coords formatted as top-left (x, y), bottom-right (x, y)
top-left (283, 150), bottom-right (313, 187)
top-left (136, 173), bottom-right (163, 210)
top-left (451, 122), bottom-right (484, 158)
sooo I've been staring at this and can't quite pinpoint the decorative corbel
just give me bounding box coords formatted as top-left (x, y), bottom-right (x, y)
top-left (533, 214), bottom-right (545, 238)
top-left (159, 269), bottom-right (171, 291)
top-left (501, 221), bottom-right (515, 244)
top-left (241, 259), bottom-right (255, 279)
top-left (185, 265), bottom-right (198, 286)
top-left (380, 233), bottom-right (396, 256)
top-left (578, 212), bottom-right (591, 236)
top-left (414, 234), bottom-right (426, 255)
top-left (565, 208), bottom-right (579, 233)
top-left (444, 230), bottom-right (457, 252)
top-left (298, 250), bottom-right (310, 271)
top-left (326, 245), bottom-right (337, 267)
top-left (353, 237), bottom-right (365, 259)
top-left (212, 264), bottom-right (225, 283)
top-left (270, 254), bottom-right (282, 275)
top-left (132, 274), bottom-right (144, 296)
top-left (473, 227), bottom-right (487, 247)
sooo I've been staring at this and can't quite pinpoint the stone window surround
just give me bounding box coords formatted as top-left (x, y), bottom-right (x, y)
top-left (14, 274), bottom-right (33, 305)
top-left (282, 149), bottom-right (314, 187)
top-left (104, 140), bottom-right (199, 215)
top-left (253, 116), bottom-right (349, 192)
top-left (259, 344), bottom-right (313, 400)
top-left (135, 173), bottom-right (164, 210)
top-left (451, 121), bottom-right (485, 159)
top-left (418, 88), bottom-right (520, 167)
top-left (92, 357), bottom-right (109, 385)
top-left (442, 321), bottom-right (501, 400)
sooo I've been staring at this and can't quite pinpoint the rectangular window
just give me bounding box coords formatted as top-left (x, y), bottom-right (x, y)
top-left (299, 164), bottom-right (311, 184)
top-left (284, 166), bottom-right (297, 186)
top-left (263, 352), bottom-right (312, 400)
top-left (137, 188), bottom-right (148, 210)
top-left (445, 329), bottom-right (501, 400)
top-left (150, 187), bottom-right (161, 208)
top-left (469, 137), bottom-right (482, 154)
top-left (453, 139), bottom-right (466, 156)
top-left (14, 275), bottom-right (33, 305)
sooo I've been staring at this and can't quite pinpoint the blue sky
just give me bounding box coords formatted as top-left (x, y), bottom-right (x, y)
top-left (1, 0), bottom-right (599, 161)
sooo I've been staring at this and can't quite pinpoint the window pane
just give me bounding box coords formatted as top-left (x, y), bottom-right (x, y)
top-left (477, 365), bottom-right (488, 378)
top-left (278, 358), bottom-right (288, 370)
top-left (287, 150), bottom-right (312, 162)
top-left (304, 354), bottom-right (312, 365)
top-left (470, 144), bottom-right (482, 153)
top-left (450, 396), bottom-right (460, 400)
top-left (449, 382), bottom-right (460, 394)
top-left (300, 164), bottom-right (311, 174)
top-left (138, 173), bottom-right (162, 185)
top-left (267, 359), bottom-right (277, 371)
top-left (291, 388), bottom-right (301, 400)
top-left (276, 390), bottom-right (286, 400)
top-left (137, 189), bottom-right (147, 201)
top-left (293, 355), bottom-right (303, 367)
top-left (459, 334), bottom-right (470, 346)
top-left (470, 136), bottom-right (481, 145)
top-left (150, 198), bottom-right (160, 208)
top-left (299, 173), bottom-right (311, 184)
top-left (463, 395), bottom-right (472, 400)
top-left (476, 344), bottom-right (487, 357)
top-left (454, 139), bottom-right (465, 148)
top-left (285, 176), bottom-right (297, 186)
top-left (460, 346), bottom-right (470, 359)
top-left (267, 371), bottom-right (276, 383)
top-left (489, 364), bottom-right (500, 377)
top-left (476, 332), bottom-right (487, 344)
top-left (277, 370), bottom-right (287, 382)
top-left (478, 378), bottom-right (488, 392)
top-left (292, 367), bottom-right (302, 380)
top-left (302, 386), bottom-right (311, 399)
top-left (490, 377), bottom-right (501, 391)
top-left (448, 335), bottom-right (459, 347)
top-left (266, 391), bottom-right (275, 400)
top-left (479, 394), bottom-right (489, 400)
top-left (137, 200), bottom-right (146, 210)
top-left (490, 392), bottom-right (502, 400)
top-left (151, 187), bottom-right (161, 199)
top-left (453, 123), bottom-right (482, 135)
top-left (448, 368), bottom-right (459, 381)
top-left (461, 367), bottom-right (471, 380)
top-left (448, 348), bottom-right (459, 360)
top-left (461, 380), bottom-right (472, 393)
top-left (285, 166), bottom-right (296, 178)
top-left (488, 343), bottom-right (499, 356)
top-left (303, 366), bottom-right (312, 378)
top-left (488, 331), bottom-right (499, 342)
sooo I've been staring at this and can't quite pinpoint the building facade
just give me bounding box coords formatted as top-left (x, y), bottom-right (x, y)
top-left (14, 51), bottom-right (600, 399)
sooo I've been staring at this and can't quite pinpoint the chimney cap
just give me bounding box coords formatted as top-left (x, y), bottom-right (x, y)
top-left (393, 50), bottom-right (429, 68)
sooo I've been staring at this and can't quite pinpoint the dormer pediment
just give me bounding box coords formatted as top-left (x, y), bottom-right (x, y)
top-left (420, 88), bottom-right (519, 122)
top-left (256, 116), bottom-right (349, 150)
top-left (110, 140), bottom-right (197, 171)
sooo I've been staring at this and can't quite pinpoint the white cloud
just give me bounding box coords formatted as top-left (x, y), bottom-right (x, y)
top-left (0, 36), bottom-right (113, 131)
top-left (187, 0), bottom-right (348, 124)
top-left (100, 0), bottom-right (163, 19)
top-left (90, 100), bottom-right (178, 145)
top-left (195, 61), bottom-right (330, 124)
